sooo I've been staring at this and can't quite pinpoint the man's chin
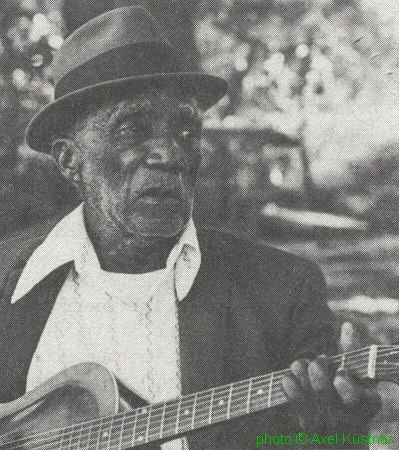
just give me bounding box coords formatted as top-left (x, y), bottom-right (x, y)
top-left (112, 211), bottom-right (189, 239)
top-left (137, 217), bottom-right (188, 237)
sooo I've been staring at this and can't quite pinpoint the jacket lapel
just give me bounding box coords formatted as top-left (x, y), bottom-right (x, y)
top-left (0, 263), bottom-right (72, 402)
top-left (178, 233), bottom-right (233, 449)
top-left (0, 224), bottom-right (236, 447)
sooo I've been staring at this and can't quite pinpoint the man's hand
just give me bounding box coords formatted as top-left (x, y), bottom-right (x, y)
top-left (282, 322), bottom-right (381, 433)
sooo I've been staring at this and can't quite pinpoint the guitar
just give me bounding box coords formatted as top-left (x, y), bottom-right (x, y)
top-left (0, 345), bottom-right (398, 449)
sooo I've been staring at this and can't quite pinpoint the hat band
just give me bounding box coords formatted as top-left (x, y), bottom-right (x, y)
top-left (55, 42), bottom-right (181, 99)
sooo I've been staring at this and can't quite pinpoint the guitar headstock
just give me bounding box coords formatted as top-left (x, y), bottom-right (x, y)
top-left (375, 345), bottom-right (399, 383)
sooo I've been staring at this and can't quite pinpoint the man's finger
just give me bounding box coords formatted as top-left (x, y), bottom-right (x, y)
top-left (307, 356), bottom-right (342, 429)
top-left (340, 322), bottom-right (361, 353)
top-left (282, 373), bottom-right (305, 402)
top-left (334, 371), bottom-right (381, 421)
top-left (334, 369), bottom-right (362, 405)
top-left (290, 359), bottom-right (312, 391)
top-left (308, 355), bottom-right (334, 392)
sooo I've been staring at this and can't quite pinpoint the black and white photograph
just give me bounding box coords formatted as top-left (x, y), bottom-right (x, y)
top-left (1, 0), bottom-right (399, 448)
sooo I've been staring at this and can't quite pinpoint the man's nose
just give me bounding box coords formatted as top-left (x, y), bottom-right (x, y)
top-left (144, 138), bottom-right (186, 171)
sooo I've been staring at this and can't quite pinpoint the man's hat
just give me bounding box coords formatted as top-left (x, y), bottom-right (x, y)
top-left (25, 6), bottom-right (228, 151)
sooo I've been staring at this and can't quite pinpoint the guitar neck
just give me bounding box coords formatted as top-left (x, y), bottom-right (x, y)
top-left (10, 346), bottom-right (386, 449)
top-left (46, 347), bottom-right (374, 449)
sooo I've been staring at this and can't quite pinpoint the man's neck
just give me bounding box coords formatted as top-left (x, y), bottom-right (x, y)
top-left (83, 206), bottom-right (183, 274)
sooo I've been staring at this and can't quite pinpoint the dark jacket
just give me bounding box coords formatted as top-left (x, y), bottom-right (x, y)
top-left (0, 216), bottom-right (338, 449)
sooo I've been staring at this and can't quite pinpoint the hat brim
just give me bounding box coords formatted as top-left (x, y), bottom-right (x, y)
top-left (26, 72), bottom-right (228, 152)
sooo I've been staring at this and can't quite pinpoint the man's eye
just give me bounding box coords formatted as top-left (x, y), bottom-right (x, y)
top-left (181, 129), bottom-right (192, 139)
top-left (118, 125), bottom-right (135, 136)
top-left (117, 123), bottom-right (145, 137)
top-left (179, 127), bottom-right (200, 140)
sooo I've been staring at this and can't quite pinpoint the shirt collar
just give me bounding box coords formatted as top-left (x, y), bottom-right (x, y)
top-left (11, 203), bottom-right (200, 304)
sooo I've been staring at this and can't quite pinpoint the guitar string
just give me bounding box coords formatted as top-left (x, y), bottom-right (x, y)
top-left (0, 347), bottom-right (385, 450)
top-left (6, 370), bottom-right (391, 450)
top-left (5, 381), bottom-right (380, 450)
top-left (0, 354), bottom-right (388, 450)
top-left (60, 392), bottom-right (289, 450)
top-left (0, 392), bottom-right (317, 450)
top-left (11, 365), bottom-right (373, 450)
top-left (2, 359), bottom-right (391, 450)
top-left (0, 348), bottom-right (373, 449)
top-left (3, 346), bottom-right (398, 450)
top-left (0, 347), bottom-right (386, 450)
top-left (1, 394), bottom-right (289, 450)
top-left (73, 393), bottom-right (291, 450)
top-left (64, 361), bottom-right (371, 440)
top-left (1, 389), bottom-right (288, 450)
top-left (5, 383), bottom-right (293, 449)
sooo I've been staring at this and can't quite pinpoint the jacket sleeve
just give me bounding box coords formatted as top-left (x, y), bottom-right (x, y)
top-left (286, 262), bottom-right (337, 363)
top-left (285, 263), bottom-right (371, 449)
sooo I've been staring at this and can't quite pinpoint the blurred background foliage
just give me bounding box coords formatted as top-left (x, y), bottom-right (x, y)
top-left (3, 0), bottom-right (399, 232)
top-left (2, 0), bottom-right (399, 315)
top-left (4, 0), bottom-right (399, 440)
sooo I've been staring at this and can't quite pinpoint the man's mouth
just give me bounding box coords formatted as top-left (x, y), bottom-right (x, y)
top-left (139, 186), bottom-right (182, 201)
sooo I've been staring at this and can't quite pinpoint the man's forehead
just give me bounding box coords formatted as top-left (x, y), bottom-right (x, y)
top-left (93, 87), bottom-right (200, 120)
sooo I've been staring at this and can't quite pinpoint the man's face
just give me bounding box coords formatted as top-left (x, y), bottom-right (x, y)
top-left (73, 88), bottom-right (203, 238)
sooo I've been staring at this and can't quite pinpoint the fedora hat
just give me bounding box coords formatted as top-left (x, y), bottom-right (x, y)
top-left (26, 6), bottom-right (228, 151)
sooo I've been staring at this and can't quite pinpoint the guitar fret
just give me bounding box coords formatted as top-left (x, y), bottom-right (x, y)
top-left (96, 418), bottom-right (104, 449)
top-left (174, 395), bottom-right (196, 434)
top-left (145, 405), bottom-right (152, 443)
top-left (229, 381), bottom-right (246, 421)
top-left (87, 418), bottom-right (102, 450)
top-left (145, 403), bottom-right (165, 442)
top-left (118, 413), bottom-right (126, 450)
top-left (107, 415), bottom-right (114, 449)
top-left (75, 423), bottom-right (85, 449)
top-left (191, 392), bottom-right (198, 430)
top-left (132, 407), bottom-right (149, 445)
top-left (208, 388), bottom-right (215, 425)
top-left (213, 386), bottom-right (231, 421)
top-left (6, 347), bottom-right (381, 450)
top-left (268, 372), bottom-right (274, 408)
top-left (175, 398), bottom-right (182, 434)
top-left (59, 428), bottom-right (67, 450)
top-left (131, 409), bottom-right (139, 447)
top-left (159, 401), bottom-right (166, 439)
top-left (246, 378), bottom-right (253, 414)
top-left (270, 383), bottom-right (287, 408)
top-left (227, 383), bottom-right (233, 420)
top-left (67, 424), bottom-right (75, 449)
top-left (118, 411), bottom-right (135, 449)
top-left (85, 420), bottom-right (94, 450)
top-left (159, 399), bottom-right (178, 438)
top-left (97, 419), bottom-right (113, 450)
top-left (192, 390), bottom-right (212, 430)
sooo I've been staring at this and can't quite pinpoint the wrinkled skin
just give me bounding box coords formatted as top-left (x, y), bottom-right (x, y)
top-left (76, 91), bottom-right (202, 239)
top-left (53, 87), bottom-right (202, 272)
top-left (52, 87), bottom-right (381, 435)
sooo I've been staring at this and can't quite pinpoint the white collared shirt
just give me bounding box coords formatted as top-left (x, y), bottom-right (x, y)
top-left (12, 204), bottom-right (201, 450)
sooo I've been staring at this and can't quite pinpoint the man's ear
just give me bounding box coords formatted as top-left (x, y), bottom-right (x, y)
top-left (51, 138), bottom-right (81, 185)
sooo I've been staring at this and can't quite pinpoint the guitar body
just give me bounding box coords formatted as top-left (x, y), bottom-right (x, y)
top-left (0, 363), bottom-right (160, 449)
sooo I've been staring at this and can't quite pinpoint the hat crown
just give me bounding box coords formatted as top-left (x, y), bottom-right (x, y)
top-left (25, 6), bottom-right (228, 151)
top-left (53, 6), bottom-right (173, 88)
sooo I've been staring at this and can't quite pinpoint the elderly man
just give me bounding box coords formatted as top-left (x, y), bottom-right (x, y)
top-left (0, 6), bottom-right (381, 450)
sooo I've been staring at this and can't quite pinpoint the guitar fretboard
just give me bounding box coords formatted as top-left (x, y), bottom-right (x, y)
top-left (2, 345), bottom-right (389, 450)
top-left (55, 370), bottom-right (290, 449)
top-left (52, 350), bottom-right (370, 449)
